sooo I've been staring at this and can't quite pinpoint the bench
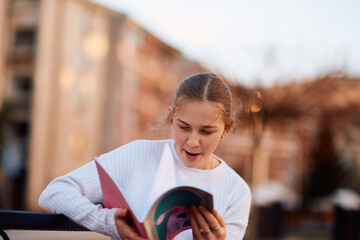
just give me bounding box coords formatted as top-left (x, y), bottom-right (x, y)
top-left (0, 210), bottom-right (89, 240)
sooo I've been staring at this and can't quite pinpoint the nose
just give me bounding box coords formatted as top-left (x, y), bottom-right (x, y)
top-left (187, 132), bottom-right (200, 148)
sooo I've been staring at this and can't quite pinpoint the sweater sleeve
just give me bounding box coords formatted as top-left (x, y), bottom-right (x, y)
top-left (223, 179), bottom-right (252, 240)
top-left (38, 160), bottom-right (121, 239)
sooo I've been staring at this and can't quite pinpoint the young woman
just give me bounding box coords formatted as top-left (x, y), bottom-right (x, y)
top-left (39, 73), bottom-right (251, 240)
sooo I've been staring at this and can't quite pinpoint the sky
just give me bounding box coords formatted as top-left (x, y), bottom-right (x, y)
top-left (92, 0), bottom-right (360, 87)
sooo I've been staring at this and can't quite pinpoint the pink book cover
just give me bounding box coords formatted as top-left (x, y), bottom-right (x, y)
top-left (94, 158), bottom-right (147, 237)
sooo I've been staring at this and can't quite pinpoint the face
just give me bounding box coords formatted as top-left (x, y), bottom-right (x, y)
top-left (172, 100), bottom-right (228, 170)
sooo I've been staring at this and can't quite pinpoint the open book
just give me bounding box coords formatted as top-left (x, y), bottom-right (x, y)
top-left (94, 144), bottom-right (214, 240)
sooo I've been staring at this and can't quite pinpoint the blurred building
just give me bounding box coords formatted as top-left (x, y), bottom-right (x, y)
top-left (0, 0), bottom-right (206, 211)
top-left (0, 0), bottom-right (39, 210)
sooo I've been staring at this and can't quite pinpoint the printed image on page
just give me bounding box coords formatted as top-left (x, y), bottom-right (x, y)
top-left (152, 187), bottom-right (213, 240)
top-left (155, 206), bottom-right (189, 240)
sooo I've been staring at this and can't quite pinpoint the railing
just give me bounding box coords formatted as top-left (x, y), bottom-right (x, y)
top-left (0, 210), bottom-right (89, 240)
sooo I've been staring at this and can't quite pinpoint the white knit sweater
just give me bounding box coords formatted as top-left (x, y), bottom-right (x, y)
top-left (39, 139), bottom-right (251, 239)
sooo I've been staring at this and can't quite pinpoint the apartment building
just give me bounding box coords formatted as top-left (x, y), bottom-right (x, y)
top-left (0, 0), bottom-right (206, 211)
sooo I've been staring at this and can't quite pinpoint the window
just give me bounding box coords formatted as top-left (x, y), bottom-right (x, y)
top-left (14, 29), bottom-right (36, 48)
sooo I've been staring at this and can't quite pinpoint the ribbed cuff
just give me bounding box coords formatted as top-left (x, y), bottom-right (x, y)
top-left (105, 208), bottom-right (122, 239)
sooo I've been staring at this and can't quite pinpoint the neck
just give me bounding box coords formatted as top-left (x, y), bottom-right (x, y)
top-left (208, 156), bottom-right (220, 170)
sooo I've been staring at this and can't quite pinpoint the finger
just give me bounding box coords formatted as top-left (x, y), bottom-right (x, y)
top-left (214, 210), bottom-right (226, 228)
top-left (118, 222), bottom-right (148, 240)
top-left (198, 207), bottom-right (227, 238)
top-left (198, 206), bottom-right (219, 229)
top-left (191, 206), bottom-right (211, 237)
top-left (190, 206), bottom-right (203, 239)
top-left (211, 210), bottom-right (226, 238)
top-left (114, 209), bottom-right (148, 240)
top-left (124, 230), bottom-right (148, 240)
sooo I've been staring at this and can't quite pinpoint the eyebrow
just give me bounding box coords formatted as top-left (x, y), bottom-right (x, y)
top-left (175, 119), bottom-right (219, 129)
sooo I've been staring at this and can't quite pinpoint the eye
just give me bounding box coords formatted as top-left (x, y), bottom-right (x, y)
top-left (201, 130), bottom-right (213, 135)
top-left (179, 125), bottom-right (190, 131)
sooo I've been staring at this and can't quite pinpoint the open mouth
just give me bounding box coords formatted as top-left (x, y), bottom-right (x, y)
top-left (185, 150), bottom-right (199, 156)
top-left (185, 150), bottom-right (200, 160)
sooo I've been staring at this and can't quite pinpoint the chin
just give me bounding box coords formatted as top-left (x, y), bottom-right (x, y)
top-left (181, 155), bottom-right (198, 167)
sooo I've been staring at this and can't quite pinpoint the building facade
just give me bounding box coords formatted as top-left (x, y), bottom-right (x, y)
top-left (0, 0), bottom-right (206, 211)
top-left (0, 0), bottom-right (39, 210)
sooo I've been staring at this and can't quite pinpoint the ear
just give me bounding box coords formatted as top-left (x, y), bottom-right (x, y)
top-left (222, 120), bottom-right (234, 138)
top-left (222, 128), bottom-right (230, 139)
top-left (168, 106), bottom-right (172, 112)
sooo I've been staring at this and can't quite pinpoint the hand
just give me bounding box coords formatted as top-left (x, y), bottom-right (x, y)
top-left (114, 209), bottom-right (148, 240)
top-left (190, 205), bottom-right (226, 240)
